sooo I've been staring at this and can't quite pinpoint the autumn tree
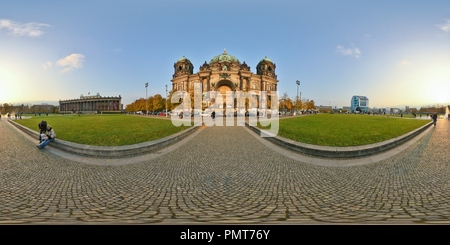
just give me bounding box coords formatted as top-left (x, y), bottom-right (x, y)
top-left (125, 102), bottom-right (136, 113)
top-left (152, 94), bottom-right (165, 111)
top-left (136, 98), bottom-right (146, 112)
top-left (304, 99), bottom-right (316, 111)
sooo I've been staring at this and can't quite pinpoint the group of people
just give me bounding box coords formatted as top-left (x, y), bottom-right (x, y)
top-left (1, 113), bottom-right (23, 119)
top-left (36, 120), bottom-right (56, 149)
top-left (14, 113), bottom-right (23, 120)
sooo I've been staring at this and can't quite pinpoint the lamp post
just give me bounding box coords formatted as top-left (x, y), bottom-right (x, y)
top-left (296, 80), bottom-right (300, 114)
top-left (145, 82), bottom-right (148, 115)
top-left (165, 84), bottom-right (168, 117)
top-left (300, 92), bottom-right (302, 110)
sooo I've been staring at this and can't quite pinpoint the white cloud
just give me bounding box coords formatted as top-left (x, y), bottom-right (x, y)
top-left (438, 20), bottom-right (450, 32)
top-left (42, 61), bottom-right (53, 70)
top-left (56, 53), bottom-right (85, 73)
top-left (0, 19), bottom-right (51, 37)
top-left (336, 44), bottom-right (361, 58)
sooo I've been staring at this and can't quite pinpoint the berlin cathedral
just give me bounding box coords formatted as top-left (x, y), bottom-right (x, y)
top-left (171, 49), bottom-right (279, 113)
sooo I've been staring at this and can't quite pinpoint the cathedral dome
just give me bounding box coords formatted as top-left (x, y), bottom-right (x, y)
top-left (209, 49), bottom-right (240, 64)
top-left (177, 56), bottom-right (191, 62)
top-left (173, 55), bottom-right (194, 77)
top-left (256, 56), bottom-right (276, 77)
top-left (259, 56), bottom-right (273, 63)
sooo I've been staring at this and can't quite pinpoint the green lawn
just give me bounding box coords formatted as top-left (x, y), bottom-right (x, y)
top-left (15, 114), bottom-right (191, 146)
top-left (14, 113), bottom-right (431, 147)
top-left (260, 114), bottom-right (431, 146)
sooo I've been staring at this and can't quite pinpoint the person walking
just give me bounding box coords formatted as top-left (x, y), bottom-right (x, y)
top-left (431, 113), bottom-right (438, 127)
top-left (37, 125), bottom-right (56, 149)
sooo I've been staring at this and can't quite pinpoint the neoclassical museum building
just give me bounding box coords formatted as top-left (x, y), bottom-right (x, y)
top-left (59, 93), bottom-right (122, 114)
top-left (171, 49), bottom-right (279, 111)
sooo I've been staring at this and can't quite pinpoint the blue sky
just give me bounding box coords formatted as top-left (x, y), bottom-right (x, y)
top-left (1, 0), bottom-right (450, 109)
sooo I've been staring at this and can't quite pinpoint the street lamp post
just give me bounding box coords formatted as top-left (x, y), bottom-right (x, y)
top-left (296, 80), bottom-right (300, 114)
top-left (300, 92), bottom-right (302, 111)
top-left (165, 84), bottom-right (168, 117)
top-left (145, 82), bottom-right (148, 115)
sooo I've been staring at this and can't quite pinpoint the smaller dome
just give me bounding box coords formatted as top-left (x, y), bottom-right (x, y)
top-left (259, 56), bottom-right (273, 63)
top-left (177, 56), bottom-right (190, 62)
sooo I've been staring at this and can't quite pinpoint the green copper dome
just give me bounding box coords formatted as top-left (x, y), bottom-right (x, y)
top-left (259, 56), bottom-right (273, 63)
top-left (177, 56), bottom-right (191, 62)
top-left (209, 49), bottom-right (240, 64)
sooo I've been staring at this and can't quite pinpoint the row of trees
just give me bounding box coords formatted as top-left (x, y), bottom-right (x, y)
top-left (125, 91), bottom-right (317, 113)
top-left (0, 103), bottom-right (59, 114)
top-left (125, 94), bottom-right (168, 113)
top-left (417, 105), bottom-right (448, 115)
top-left (125, 91), bottom-right (449, 116)
top-left (279, 92), bottom-right (317, 112)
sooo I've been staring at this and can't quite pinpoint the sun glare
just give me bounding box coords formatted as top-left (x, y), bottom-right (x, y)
top-left (436, 92), bottom-right (449, 105)
top-left (433, 77), bottom-right (450, 105)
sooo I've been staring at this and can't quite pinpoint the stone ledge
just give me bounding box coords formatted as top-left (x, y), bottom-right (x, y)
top-left (8, 119), bottom-right (200, 158)
top-left (246, 121), bottom-right (433, 159)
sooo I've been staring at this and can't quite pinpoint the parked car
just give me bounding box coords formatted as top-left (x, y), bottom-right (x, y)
top-left (200, 111), bottom-right (210, 117)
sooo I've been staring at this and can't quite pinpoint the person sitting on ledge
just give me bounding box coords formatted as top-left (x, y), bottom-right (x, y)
top-left (37, 125), bottom-right (56, 149)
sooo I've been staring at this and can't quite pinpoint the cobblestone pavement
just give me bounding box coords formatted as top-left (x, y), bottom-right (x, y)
top-left (0, 116), bottom-right (449, 225)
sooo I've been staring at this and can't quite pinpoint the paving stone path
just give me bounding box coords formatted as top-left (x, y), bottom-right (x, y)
top-left (0, 115), bottom-right (449, 224)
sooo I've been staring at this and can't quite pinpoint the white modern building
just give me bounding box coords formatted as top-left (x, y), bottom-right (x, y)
top-left (350, 95), bottom-right (369, 113)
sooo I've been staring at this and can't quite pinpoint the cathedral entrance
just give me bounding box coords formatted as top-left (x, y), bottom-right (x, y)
top-left (217, 85), bottom-right (233, 110)
top-left (214, 80), bottom-right (237, 115)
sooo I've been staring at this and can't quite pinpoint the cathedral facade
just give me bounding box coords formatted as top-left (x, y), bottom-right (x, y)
top-left (171, 49), bottom-right (279, 112)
